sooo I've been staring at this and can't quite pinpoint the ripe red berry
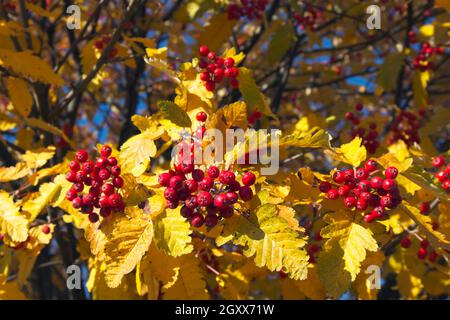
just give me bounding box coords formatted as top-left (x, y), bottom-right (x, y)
top-left (200, 71), bottom-right (209, 81)
top-left (230, 67), bottom-right (239, 78)
top-left (197, 191), bottom-right (213, 207)
top-left (224, 57), bottom-right (235, 68)
top-left (100, 145), bottom-right (112, 157)
top-left (419, 202), bottom-right (430, 215)
top-left (88, 212), bottom-right (99, 223)
top-left (338, 185), bottom-right (351, 196)
top-left (217, 206), bottom-right (232, 218)
top-left (214, 193), bottom-right (227, 208)
top-left (213, 68), bottom-right (224, 81)
top-left (327, 189), bottom-right (339, 200)
top-left (164, 187), bottom-right (178, 202)
top-left (382, 178), bottom-right (396, 191)
top-left (380, 195), bottom-right (393, 208)
top-left (199, 45), bottom-right (209, 56)
top-left (180, 206), bottom-right (193, 218)
top-left (99, 196), bottom-right (109, 208)
top-left (110, 165), bottom-right (121, 176)
top-left (344, 196), bottom-right (356, 208)
top-left (107, 157), bottom-right (118, 166)
top-left (224, 68), bottom-right (232, 78)
top-left (75, 171), bottom-right (87, 183)
top-left (442, 180), bottom-right (450, 191)
top-left (190, 214), bottom-right (205, 227)
top-left (66, 189), bottom-right (78, 201)
top-left (400, 236), bottom-right (412, 248)
top-left (420, 239), bottom-right (429, 249)
top-left (242, 172), bottom-right (256, 186)
top-left (372, 206), bottom-right (385, 218)
top-left (205, 214), bottom-right (219, 228)
top-left (98, 168), bottom-right (110, 180)
top-left (219, 170), bottom-right (235, 185)
top-left (356, 168), bottom-right (369, 180)
top-left (72, 182), bottom-right (84, 193)
top-left (370, 176), bottom-right (383, 189)
top-left (66, 171), bottom-right (77, 183)
top-left (207, 52), bottom-right (216, 61)
top-left (225, 191), bottom-right (238, 204)
top-left (101, 183), bottom-right (114, 196)
top-left (417, 247), bottom-right (427, 260)
top-left (196, 111), bottom-right (207, 122)
top-left (192, 169), bottom-right (205, 181)
top-left (319, 181), bottom-right (332, 193)
top-left (72, 197), bottom-right (83, 209)
top-left (333, 171), bottom-right (345, 184)
top-left (385, 166), bottom-right (399, 179)
top-left (184, 179), bottom-right (198, 193)
top-left (69, 161), bottom-right (80, 172)
top-left (185, 195), bottom-right (199, 209)
top-left (100, 208), bottom-right (112, 218)
top-left (112, 176), bottom-right (124, 188)
top-left (207, 166), bottom-right (220, 179)
top-left (431, 155), bottom-right (443, 168)
top-left (436, 170), bottom-right (448, 182)
top-left (199, 177), bottom-right (214, 191)
top-left (75, 150), bottom-right (88, 163)
top-left (363, 212), bottom-right (377, 223)
top-left (357, 180), bottom-right (371, 192)
top-left (169, 176), bottom-right (184, 189)
top-left (42, 224), bottom-right (51, 234)
top-left (108, 193), bottom-right (123, 208)
top-left (356, 198), bottom-right (368, 210)
top-left (365, 160), bottom-right (378, 172)
top-left (230, 78), bottom-right (239, 88)
top-left (239, 186), bottom-right (253, 201)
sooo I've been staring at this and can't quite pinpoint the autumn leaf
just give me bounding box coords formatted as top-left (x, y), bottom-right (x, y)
top-left (0, 191), bottom-right (28, 242)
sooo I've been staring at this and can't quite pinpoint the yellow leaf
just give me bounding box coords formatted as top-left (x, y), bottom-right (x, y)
top-left (21, 146), bottom-right (56, 169)
top-left (419, 24), bottom-right (434, 37)
top-left (158, 100), bottom-right (192, 127)
top-left (0, 191), bottom-right (28, 242)
top-left (25, 118), bottom-right (74, 149)
top-left (216, 267), bottom-right (249, 300)
top-left (222, 101), bottom-right (248, 128)
top-left (281, 126), bottom-right (331, 149)
top-left (223, 47), bottom-right (245, 65)
top-left (5, 77), bottom-right (32, 117)
top-left (0, 162), bottom-right (29, 182)
top-left (144, 47), bottom-right (178, 81)
top-left (352, 251), bottom-right (385, 299)
top-left (376, 52), bottom-right (405, 93)
top-left (154, 208), bottom-right (193, 257)
top-left (321, 219), bottom-right (378, 280)
top-left (119, 128), bottom-right (164, 177)
top-left (412, 70), bottom-right (429, 109)
top-left (104, 209), bottom-right (154, 288)
top-left (197, 13), bottom-right (235, 53)
top-left (268, 24), bottom-right (295, 64)
top-left (0, 49), bottom-right (64, 86)
top-left (331, 137), bottom-right (367, 168)
top-left (162, 253), bottom-right (209, 299)
top-left (226, 204), bottom-right (309, 280)
top-left (21, 182), bottom-right (61, 222)
top-left (237, 67), bottom-right (270, 115)
top-left (435, 0), bottom-right (450, 11)
top-left (0, 278), bottom-right (26, 300)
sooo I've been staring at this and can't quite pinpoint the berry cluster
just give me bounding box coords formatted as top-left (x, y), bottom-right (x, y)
top-left (198, 46), bottom-right (239, 92)
top-left (386, 110), bottom-right (422, 147)
top-left (432, 155), bottom-right (450, 192)
top-left (306, 231), bottom-right (323, 264)
top-left (227, 0), bottom-right (267, 20)
top-left (400, 236), bottom-right (439, 262)
top-left (346, 103), bottom-right (380, 154)
top-left (293, 5), bottom-right (324, 31)
top-left (158, 112), bottom-right (256, 228)
top-left (319, 160), bottom-right (402, 223)
top-left (411, 40), bottom-right (444, 71)
top-left (94, 36), bottom-right (118, 59)
top-left (65, 146), bottom-right (124, 223)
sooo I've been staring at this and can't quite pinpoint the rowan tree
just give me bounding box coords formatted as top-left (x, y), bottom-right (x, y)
top-left (0, 0), bottom-right (449, 300)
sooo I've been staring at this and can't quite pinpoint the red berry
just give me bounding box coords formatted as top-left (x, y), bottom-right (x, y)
top-left (327, 189), bottom-right (339, 200)
top-left (185, 195), bottom-right (199, 209)
top-left (197, 191), bottom-right (213, 207)
top-left (382, 178), bottom-right (396, 191)
top-left (81, 161), bottom-right (94, 174)
top-left (432, 156), bottom-right (445, 168)
top-left (428, 251), bottom-right (438, 262)
top-left (207, 166), bottom-right (220, 179)
top-left (230, 78), bottom-right (239, 88)
top-left (100, 145), bottom-right (112, 157)
top-left (420, 239), bottom-right (429, 249)
top-left (184, 179), bottom-right (198, 193)
top-left (436, 170), bottom-right (448, 182)
top-left (190, 214), bottom-right (204, 227)
top-left (225, 191), bottom-right (238, 204)
top-left (205, 214), bottom-right (219, 228)
top-left (356, 168), bottom-right (369, 180)
top-left (108, 193), bottom-right (123, 208)
top-left (192, 169), bottom-right (205, 182)
top-left (417, 247), bottom-right (427, 260)
top-left (110, 165), bottom-right (121, 176)
top-left (343, 169), bottom-right (354, 180)
top-left (199, 45), bottom-right (209, 57)
top-left (365, 160), bottom-right (378, 172)
top-left (42, 225), bottom-right (51, 234)
top-left (224, 68), bottom-right (233, 78)
top-left (219, 206), bottom-right (234, 218)
top-left (442, 180), bottom-right (450, 191)
top-left (214, 193), bottom-right (227, 208)
top-left (100, 208), bottom-right (112, 218)
top-left (355, 103), bottom-right (363, 111)
top-left (230, 67), bottom-right (239, 78)
top-left (82, 193), bottom-right (95, 206)
top-left (66, 171), bottom-right (77, 183)
top-left (164, 187), bottom-right (178, 202)
top-left (112, 176), bottom-right (124, 188)
top-left (101, 183), bottom-right (115, 196)
top-left (344, 196), bottom-right (356, 208)
top-left (196, 112), bottom-right (207, 122)
top-left (75, 150), bottom-right (88, 163)
top-left (385, 166), bottom-right (399, 179)
top-left (180, 206), bottom-right (193, 218)
top-left (213, 68), bottom-right (224, 81)
top-left (69, 161), bottom-right (80, 172)
top-left (224, 57), bottom-right (235, 68)
top-left (99, 196), bottom-right (109, 208)
top-left (372, 206), bottom-right (385, 218)
top-left (200, 71), bottom-right (209, 81)
top-left (239, 186), bottom-right (253, 201)
top-left (338, 185), bottom-right (351, 196)
top-left (400, 236), bottom-right (412, 248)
top-left (357, 180), bottom-right (371, 192)
top-left (72, 197), bottom-right (83, 209)
top-left (75, 171), bottom-right (87, 183)
top-left (107, 157), bottom-right (118, 166)
top-left (66, 189), bottom-right (78, 201)
top-left (72, 182), bottom-right (84, 193)
top-left (98, 168), bottom-right (111, 180)
top-left (333, 171), bottom-right (345, 184)
top-left (199, 177), bottom-right (214, 191)
top-left (419, 202), bottom-right (430, 215)
top-left (242, 172), bottom-right (256, 186)
top-left (370, 176), bottom-right (383, 189)
top-left (207, 52), bottom-right (216, 61)
top-left (219, 170), bottom-right (236, 185)
top-left (356, 198), bottom-right (368, 210)
top-left (88, 212), bottom-right (99, 223)
top-left (319, 182), bottom-right (332, 193)
top-left (363, 212), bottom-right (377, 223)
top-left (169, 176), bottom-right (184, 190)
top-left (380, 195), bottom-right (393, 208)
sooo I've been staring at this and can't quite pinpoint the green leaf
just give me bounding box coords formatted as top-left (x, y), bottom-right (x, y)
top-left (237, 67), bottom-right (269, 114)
top-left (158, 101), bottom-right (192, 127)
